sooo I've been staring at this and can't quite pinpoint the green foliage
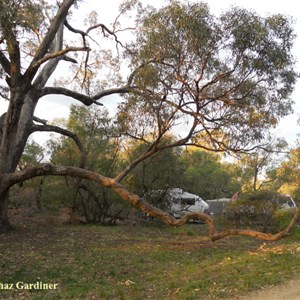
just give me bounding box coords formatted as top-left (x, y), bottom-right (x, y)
top-left (123, 136), bottom-right (182, 195)
top-left (225, 201), bottom-right (273, 232)
top-left (180, 148), bottom-right (239, 199)
top-left (0, 0), bottom-right (46, 35)
top-left (11, 141), bottom-right (45, 207)
top-left (45, 104), bottom-right (130, 224)
top-left (240, 190), bottom-right (279, 202)
top-left (50, 105), bottom-right (117, 169)
top-left (225, 190), bottom-right (296, 232)
top-left (123, 142), bottom-right (240, 204)
top-left (234, 138), bottom-right (288, 193)
top-left (122, 1), bottom-right (297, 151)
top-left (273, 209), bottom-right (296, 232)
top-left (276, 146), bottom-right (300, 197)
top-left (19, 141), bottom-right (44, 169)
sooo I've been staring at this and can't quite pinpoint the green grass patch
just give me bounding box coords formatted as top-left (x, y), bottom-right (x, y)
top-left (0, 224), bottom-right (299, 299)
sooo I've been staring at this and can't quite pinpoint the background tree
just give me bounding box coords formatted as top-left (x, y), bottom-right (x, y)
top-left (121, 2), bottom-right (296, 153)
top-left (19, 141), bottom-right (45, 170)
top-left (10, 141), bottom-right (45, 216)
top-left (0, 0), bottom-right (298, 241)
top-left (46, 104), bottom-right (130, 224)
top-left (180, 148), bottom-right (239, 199)
top-left (123, 136), bottom-right (182, 194)
top-left (234, 138), bottom-right (288, 193)
top-left (276, 145), bottom-right (300, 200)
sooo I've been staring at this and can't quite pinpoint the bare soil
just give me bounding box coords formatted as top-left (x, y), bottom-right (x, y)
top-left (236, 278), bottom-right (300, 300)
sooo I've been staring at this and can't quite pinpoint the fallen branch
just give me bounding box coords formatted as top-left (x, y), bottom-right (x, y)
top-left (3, 163), bottom-right (299, 242)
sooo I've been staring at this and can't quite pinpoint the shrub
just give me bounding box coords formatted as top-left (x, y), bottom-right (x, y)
top-left (224, 191), bottom-right (294, 233)
top-left (273, 209), bottom-right (296, 232)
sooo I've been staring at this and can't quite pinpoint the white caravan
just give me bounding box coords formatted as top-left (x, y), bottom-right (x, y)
top-left (167, 188), bottom-right (211, 219)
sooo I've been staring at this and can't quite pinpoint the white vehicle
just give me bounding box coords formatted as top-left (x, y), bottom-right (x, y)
top-left (144, 188), bottom-right (211, 222)
top-left (277, 194), bottom-right (297, 211)
top-left (168, 188), bottom-right (211, 220)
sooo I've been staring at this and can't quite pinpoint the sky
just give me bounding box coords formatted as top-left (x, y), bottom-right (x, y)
top-left (2, 0), bottom-right (300, 146)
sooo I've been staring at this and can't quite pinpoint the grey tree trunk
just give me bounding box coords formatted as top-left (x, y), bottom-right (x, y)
top-left (0, 192), bottom-right (11, 232)
top-left (0, 89), bottom-right (35, 231)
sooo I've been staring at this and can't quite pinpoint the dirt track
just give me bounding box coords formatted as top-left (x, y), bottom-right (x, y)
top-left (236, 278), bottom-right (300, 300)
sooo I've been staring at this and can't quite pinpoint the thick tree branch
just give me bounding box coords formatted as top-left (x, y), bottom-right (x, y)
top-left (41, 85), bottom-right (135, 105)
top-left (31, 124), bottom-right (87, 168)
top-left (3, 163), bottom-right (299, 242)
top-left (32, 0), bottom-right (74, 60)
top-left (92, 86), bottom-right (134, 101)
top-left (24, 0), bottom-right (75, 82)
top-left (40, 87), bottom-right (103, 106)
top-left (33, 116), bottom-right (47, 125)
top-left (33, 24), bottom-right (78, 87)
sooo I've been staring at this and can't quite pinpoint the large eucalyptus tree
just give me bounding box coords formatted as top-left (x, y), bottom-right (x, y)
top-left (0, 0), bottom-right (134, 231)
top-left (0, 0), bottom-right (298, 240)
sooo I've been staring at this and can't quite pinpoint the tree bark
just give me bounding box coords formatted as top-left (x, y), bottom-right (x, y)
top-left (0, 90), bottom-right (35, 231)
top-left (0, 191), bottom-right (12, 232)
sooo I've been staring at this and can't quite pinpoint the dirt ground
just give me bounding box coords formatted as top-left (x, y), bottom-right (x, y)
top-left (236, 278), bottom-right (300, 300)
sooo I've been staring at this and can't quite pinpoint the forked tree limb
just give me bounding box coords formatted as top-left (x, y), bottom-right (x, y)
top-left (24, 0), bottom-right (75, 82)
top-left (33, 24), bottom-right (65, 87)
top-left (30, 126), bottom-right (87, 168)
top-left (3, 163), bottom-right (299, 242)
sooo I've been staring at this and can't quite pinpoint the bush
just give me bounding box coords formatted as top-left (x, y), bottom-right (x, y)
top-left (273, 209), bottom-right (295, 232)
top-left (225, 199), bottom-right (276, 232)
top-left (224, 190), bottom-right (294, 233)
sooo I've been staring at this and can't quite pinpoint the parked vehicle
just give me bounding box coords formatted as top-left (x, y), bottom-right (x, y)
top-left (276, 194), bottom-right (297, 211)
top-left (206, 198), bottom-right (231, 216)
top-left (167, 188), bottom-right (211, 221)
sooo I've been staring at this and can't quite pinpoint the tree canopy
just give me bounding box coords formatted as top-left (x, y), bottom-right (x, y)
top-left (120, 2), bottom-right (297, 152)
